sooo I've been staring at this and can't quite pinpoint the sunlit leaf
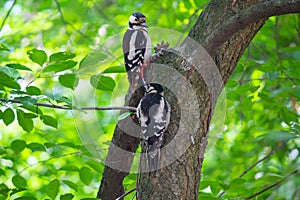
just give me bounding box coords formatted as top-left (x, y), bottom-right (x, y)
top-left (26, 142), bottom-right (46, 152)
top-left (13, 197), bottom-right (37, 200)
top-left (0, 66), bottom-right (20, 79)
top-left (43, 60), bottom-right (77, 73)
top-left (17, 109), bottom-right (34, 132)
top-left (102, 66), bottom-right (126, 73)
top-left (50, 52), bottom-right (76, 63)
top-left (59, 74), bottom-right (79, 89)
top-left (90, 75), bottom-right (115, 91)
top-left (59, 165), bottom-right (79, 172)
top-left (11, 139), bottom-right (27, 154)
top-left (0, 71), bottom-right (20, 89)
top-left (60, 193), bottom-right (74, 200)
top-left (0, 44), bottom-right (10, 51)
top-left (2, 108), bottom-right (15, 125)
top-left (27, 48), bottom-right (47, 66)
top-left (62, 180), bottom-right (78, 192)
top-left (40, 115), bottom-right (58, 128)
top-left (117, 112), bottom-right (132, 121)
top-left (46, 179), bottom-right (59, 200)
top-left (79, 167), bottom-right (93, 185)
top-left (6, 63), bottom-right (32, 71)
top-left (26, 86), bottom-right (42, 95)
top-left (12, 175), bottom-right (27, 189)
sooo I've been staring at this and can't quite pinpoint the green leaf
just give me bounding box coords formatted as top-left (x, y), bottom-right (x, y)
top-left (59, 165), bottom-right (79, 172)
top-left (0, 71), bottom-right (21, 89)
top-left (0, 66), bottom-right (20, 79)
top-left (26, 86), bottom-right (42, 95)
top-left (279, 106), bottom-right (298, 124)
top-left (40, 115), bottom-right (58, 128)
top-left (86, 160), bottom-right (103, 172)
top-left (12, 174), bottom-right (27, 189)
top-left (27, 48), bottom-right (47, 66)
top-left (24, 113), bottom-right (38, 118)
top-left (79, 167), bottom-right (93, 185)
top-left (117, 112), bottom-right (132, 121)
top-left (15, 96), bottom-right (37, 106)
top-left (0, 109), bottom-right (2, 119)
top-left (11, 139), bottom-right (27, 154)
top-left (58, 142), bottom-right (76, 148)
top-left (44, 142), bottom-right (56, 148)
top-left (26, 142), bottom-right (46, 152)
top-left (255, 131), bottom-right (296, 145)
top-left (62, 180), bottom-right (78, 192)
top-left (17, 109), bottom-right (34, 132)
top-left (60, 193), bottom-right (74, 200)
top-left (14, 197), bottom-right (37, 200)
top-left (59, 74), bottom-right (79, 89)
top-left (2, 108), bottom-right (15, 125)
top-left (90, 75), bottom-right (115, 91)
top-left (50, 52), bottom-right (76, 63)
top-left (46, 179), bottom-right (59, 200)
top-left (43, 60), bottom-right (77, 73)
top-left (6, 63), bottom-right (32, 71)
top-left (0, 44), bottom-right (10, 51)
top-left (102, 66), bottom-right (126, 73)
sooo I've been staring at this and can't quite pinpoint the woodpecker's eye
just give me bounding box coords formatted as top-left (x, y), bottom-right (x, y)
top-left (135, 18), bottom-right (138, 21)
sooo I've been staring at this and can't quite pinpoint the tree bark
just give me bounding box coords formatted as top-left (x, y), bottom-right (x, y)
top-left (98, 0), bottom-right (300, 199)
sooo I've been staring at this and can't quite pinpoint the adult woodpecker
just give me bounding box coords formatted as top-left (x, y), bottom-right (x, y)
top-left (122, 12), bottom-right (152, 91)
top-left (137, 83), bottom-right (171, 172)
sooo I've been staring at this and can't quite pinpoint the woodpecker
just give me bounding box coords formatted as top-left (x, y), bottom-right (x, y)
top-left (122, 12), bottom-right (152, 91)
top-left (137, 83), bottom-right (171, 172)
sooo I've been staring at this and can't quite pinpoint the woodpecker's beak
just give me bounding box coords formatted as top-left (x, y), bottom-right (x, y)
top-left (140, 22), bottom-right (148, 28)
top-left (139, 18), bottom-right (148, 28)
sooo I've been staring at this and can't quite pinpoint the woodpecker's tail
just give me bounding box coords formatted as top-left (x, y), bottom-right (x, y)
top-left (146, 147), bottom-right (160, 173)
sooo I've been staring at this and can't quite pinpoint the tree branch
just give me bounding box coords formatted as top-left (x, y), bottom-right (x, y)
top-left (202, 0), bottom-right (300, 54)
top-left (244, 169), bottom-right (299, 199)
top-left (0, 98), bottom-right (137, 112)
top-left (0, 0), bottom-right (17, 34)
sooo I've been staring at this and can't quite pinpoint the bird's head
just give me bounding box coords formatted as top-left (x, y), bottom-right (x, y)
top-left (145, 83), bottom-right (164, 95)
top-left (128, 12), bottom-right (148, 30)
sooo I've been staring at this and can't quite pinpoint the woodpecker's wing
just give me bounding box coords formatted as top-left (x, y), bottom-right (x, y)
top-left (122, 29), bottom-right (151, 72)
top-left (138, 94), bottom-right (170, 145)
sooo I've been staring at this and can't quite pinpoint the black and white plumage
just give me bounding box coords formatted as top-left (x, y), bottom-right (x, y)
top-left (137, 83), bottom-right (171, 172)
top-left (122, 12), bottom-right (152, 90)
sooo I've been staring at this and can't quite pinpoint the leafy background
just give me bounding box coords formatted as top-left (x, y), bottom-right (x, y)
top-left (0, 0), bottom-right (299, 199)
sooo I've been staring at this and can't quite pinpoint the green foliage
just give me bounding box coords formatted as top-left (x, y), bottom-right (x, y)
top-left (201, 15), bottom-right (300, 200)
top-left (0, 0), bottom-right (299, 199)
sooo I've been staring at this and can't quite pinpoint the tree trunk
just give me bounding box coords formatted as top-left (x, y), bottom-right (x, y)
top-left (98, 0), bottom-right (300, 199)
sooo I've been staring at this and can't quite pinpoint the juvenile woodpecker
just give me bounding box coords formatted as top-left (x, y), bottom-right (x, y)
top-left (137, 83), bottom-right (171, 172)
top-left (122, 12), bottom-right (152, 91)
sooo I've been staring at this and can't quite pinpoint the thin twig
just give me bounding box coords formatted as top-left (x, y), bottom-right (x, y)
top-left (18, 151), bottom-right (81, 174)
top-left (0, 98), bottom-right (137, 112)
top-left (240, 77), bottom-right (300, 84)
top-left (239, 142), bottom-right (283, 178)
top-left (115, 188), bottom-right (137, 200)
top-left (218, 142), bottom-right (284, 198)
top-left (244, 169), bottom-right (299, 199)
top-left (0, 0), bottom-right (17, 33)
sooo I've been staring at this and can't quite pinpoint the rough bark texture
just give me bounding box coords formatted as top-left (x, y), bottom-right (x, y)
top-left (98, 0), bottom-right (300, 199)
